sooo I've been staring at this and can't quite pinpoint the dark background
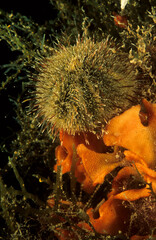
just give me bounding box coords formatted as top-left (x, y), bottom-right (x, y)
top-left (0, 1), bottom-right (56, 24)
top-left (0, 0), bottom-right (56, 163)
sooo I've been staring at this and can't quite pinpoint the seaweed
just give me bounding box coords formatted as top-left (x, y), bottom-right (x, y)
top-left (0, 1), bottom-right (156, 239)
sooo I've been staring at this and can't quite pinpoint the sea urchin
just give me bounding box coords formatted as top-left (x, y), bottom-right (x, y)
top-left (35, 37), bottom-right (145, 135)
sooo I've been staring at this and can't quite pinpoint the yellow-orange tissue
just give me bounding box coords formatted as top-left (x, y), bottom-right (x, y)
top-left (77, 144), bottom-right (123, 185)
top-left (104, 99), bottom-right (156, 169)
top-left (54, 130), bottom-right (106, 193)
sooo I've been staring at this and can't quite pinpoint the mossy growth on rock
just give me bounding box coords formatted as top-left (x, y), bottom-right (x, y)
top-left (35, 37), bottom-right (147, 136)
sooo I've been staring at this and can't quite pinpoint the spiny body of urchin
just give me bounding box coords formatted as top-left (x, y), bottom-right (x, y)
top-left (35, 38), bottom-right (144, 135)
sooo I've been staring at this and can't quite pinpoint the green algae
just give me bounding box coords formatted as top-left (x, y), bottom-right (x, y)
top-left (0, 1), bottom-right (155, 239)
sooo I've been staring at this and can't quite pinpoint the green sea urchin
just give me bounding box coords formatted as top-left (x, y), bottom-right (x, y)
top-left (35, 38), bottom-right (145, 135)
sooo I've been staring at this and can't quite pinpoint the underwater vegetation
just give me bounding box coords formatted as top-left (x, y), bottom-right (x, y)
top-left (0, 0), bottom-right (156, 239)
